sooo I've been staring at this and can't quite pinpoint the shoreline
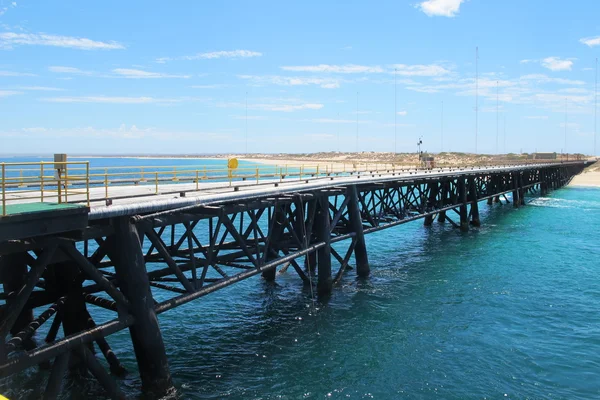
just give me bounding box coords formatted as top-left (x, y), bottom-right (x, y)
top-left (239, 158), bottom-right (349, 167)
top-left (568, 171), bottom-right (600, 188)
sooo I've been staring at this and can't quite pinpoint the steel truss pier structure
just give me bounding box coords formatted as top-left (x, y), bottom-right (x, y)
top-left (0, 161), bottom-right (591, 398)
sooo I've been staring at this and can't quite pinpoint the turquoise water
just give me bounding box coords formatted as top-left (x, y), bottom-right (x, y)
top-left (1, 157), bottom-right (599, 399)
top-left (154, 186), bottom-right (600, 400)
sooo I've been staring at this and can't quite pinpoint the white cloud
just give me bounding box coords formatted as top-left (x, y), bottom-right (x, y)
top-left (533, 93), bottom-right (591, 107)
top-left (308, 118), bottom-right (365, 124)
top-left (379, 122), bottom-right (417, 128)
top-left (0, 2), bottom-right (16, 17)
top-left (304, 133), bottom-right (335, 140)
top-left (579, 36), bottom-right (600, 47)
top-left (521, 58), bottom-right (576, 72)
top-left (22, 127), bottom-right (47, 133)
top-left (238, 74), bottom-right (340, 89)
top-left (191, 84), bottom-right (230, 89)
top-left (259, 103), bottom-right (323, 112)
top-left (520, 74), bottom-right (584, 85)
top-left (417, 0), bottom-right (464, 17)
top-left (480, 105), bottom-right (506, 113)
top-left (232, 115), bottom-right (267, 121)
top-left (10, 125), bottom-right (227, 141)
top-left (0, 70), bottom-right (36, 77)
top-left (0, 90), bottom-right (21, 97)
top-left (406, 86), bottom-right (441, 93)
top-left (559, 88), bottom-right (588, 94)
top-left (191, 50), bottom-right (262, 59)
top-left (41, 96), bottom-right (183, 104)
top-left (117, 124), bottom-right (147, 139)
top-left (392, 64), bottom-right (450, 76)
top-left (159, 50), bottom-right (262, 63)
top-left (280, 63), bottom-right (449, 77)
top-left (541, 57), bottom-right (574, 72)
top-left (17, 86), bottom-right (64, 91)
top-left (504, 86), bottom-right (594, 114)
top-left (406, 77), bottom-right (515, 97)
top-left (397, 111), bottom-right (408, 116)
top-left (559, 122), bottom-right (580, 129)
top-left (112, 68), bottom-right (190, 79)
top-left (281, 64), bottom-right (385, 74)
top-left (394, 65), bottom-right (593, 114)
top-left (48, 66), bottom-right (93, 75)
top-left (49, 66), bottom-right (190, 79)
top-left (219, 100), bottom-right (324, 112)
top-left (0, 32), bottom-right (124, 50)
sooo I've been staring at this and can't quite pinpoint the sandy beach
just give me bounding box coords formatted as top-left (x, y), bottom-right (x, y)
top-left (569, 171), bottom-right (600, 188)
top-left (238, 157), bottom-right (411, 172)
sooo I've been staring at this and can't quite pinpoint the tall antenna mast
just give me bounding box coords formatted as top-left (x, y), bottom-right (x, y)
top-left (475, 47), bottom-right (479, 154)
top-left (503, 113), bottom-right (506, 154)
top-left (441, 100), bottom-right (444, 152)
top-left (564, 97), bottom-right (568, 155)
top-left (356, 92), bottom-right (359, 152)
top-left (595, 57), bottom-right (598, 156)
top-left (394, 68), bottom-right (397, 154)
top-left (245, 92), bottom-right (248, 154)
top-left (496, 80), bottom-right (499, 154)
top-left (337, 112), bottom-right (341, 152)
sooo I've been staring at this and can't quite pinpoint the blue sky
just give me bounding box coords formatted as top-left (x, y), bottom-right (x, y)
top-left (0, 0), bottom-right (599, 155)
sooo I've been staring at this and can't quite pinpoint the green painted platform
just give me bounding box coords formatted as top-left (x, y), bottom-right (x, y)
top-left (1, 202), bottom-right (85, 217)
top-left (0, 202), bottom-right (89, 242)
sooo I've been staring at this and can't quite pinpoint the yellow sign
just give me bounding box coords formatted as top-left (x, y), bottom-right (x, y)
top-left (227, 158), bottom-right (239, 169)
top-left (0, 395), bottom-right (10, 400)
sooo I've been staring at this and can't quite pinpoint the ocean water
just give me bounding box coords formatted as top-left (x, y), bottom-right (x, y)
top-left (1, 157), bottom-right (600, 399)
top-left (0, 156), bottom-right (285, 180)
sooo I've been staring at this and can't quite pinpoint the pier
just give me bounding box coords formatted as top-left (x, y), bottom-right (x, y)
top-left (0, 159), bottom-right (592, 398)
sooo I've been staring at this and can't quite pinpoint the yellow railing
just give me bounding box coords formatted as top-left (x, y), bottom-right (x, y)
top-left (2, 158), bottom-right (576, 214)
top-left (1, 161), bottom-right (407, 213)
top-left (77, 162), bottom-right (400, 198)
top-left (1, 161), bottom-right (90, 216)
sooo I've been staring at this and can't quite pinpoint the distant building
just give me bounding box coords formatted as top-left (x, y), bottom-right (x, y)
top-left (528, 152), bottom-right (557, 160)
top-left (421, 155), bottom-right (435, 169)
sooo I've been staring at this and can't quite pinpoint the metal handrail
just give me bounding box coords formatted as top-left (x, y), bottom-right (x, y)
top-left (1, 158), bottom-right (586, 215)
top-left (1, 161), bottom-right (90, 216)
top-left (1, 160), bottom-right (401, 213)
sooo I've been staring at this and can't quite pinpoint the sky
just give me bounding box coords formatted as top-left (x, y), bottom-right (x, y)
top-left (0, 0), bottom-right (599, 155)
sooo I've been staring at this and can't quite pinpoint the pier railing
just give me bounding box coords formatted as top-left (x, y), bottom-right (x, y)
top-left (1, 161), bottom-right (407, 213)
top-left (1, 161), bottom-right (90, 216)
top-left (0, 158), bottom-right (588, 215)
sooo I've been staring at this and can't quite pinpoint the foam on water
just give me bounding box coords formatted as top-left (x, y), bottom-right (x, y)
top-left (529, 195), bottom-right (600, 210)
